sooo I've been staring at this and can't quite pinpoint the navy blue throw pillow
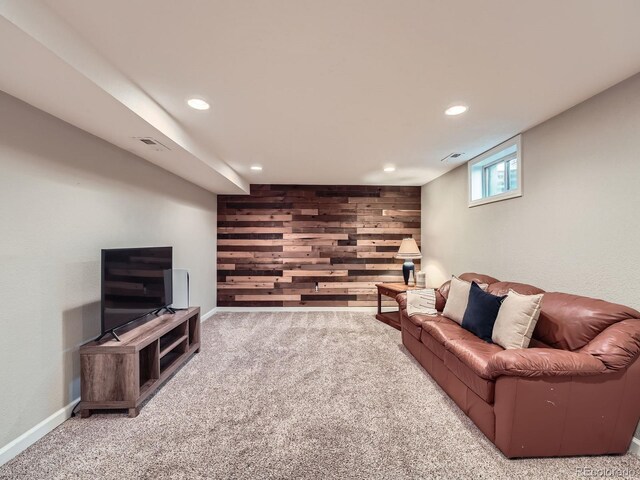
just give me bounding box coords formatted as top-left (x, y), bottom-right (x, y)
top-left (461, 282), bottom-right (506, 342)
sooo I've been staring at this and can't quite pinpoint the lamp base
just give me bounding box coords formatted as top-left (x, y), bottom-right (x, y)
top-left (402, 260), bottom-right (415, 285)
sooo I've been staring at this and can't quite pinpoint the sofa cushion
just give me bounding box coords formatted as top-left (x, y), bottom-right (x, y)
top-left (444, 337), bottom-right (503, 403)
top-left (444, 350), bottom-right (496, 403)
top-left (529, 338), bottom-right (553, 349)
top-left (400, 313), bottom-right (423, 340)
top-left (420, 317), bottom-right (476, 360)
top-left (487, 281), bottom-right (544, 297)
top-left (461, 282), bottom-right (506, 342)
top-left (459, 272), bottom-right (500, 287)
top-left (438, 272), bottom-right (500, 301)
top-left (422, 317), bottom-right (477, 345)
top-left (421, 332), bottom-right (446, 360)
top-left (445, 337), bottom-right (504, 380)
top-left (534, 292), bottom-right (640, 351)
top-left (420, 320), bottom-right (501, 403)
top-left (402, 309), bottom-right (447, 340)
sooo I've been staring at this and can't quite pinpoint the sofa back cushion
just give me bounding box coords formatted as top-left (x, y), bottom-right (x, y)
top-left (460, 272), bottom-right (500, 287)
top-left (487, 281), bottom-right (544, 297)
top-left (438, 272), bottom-right (500, 301)
top-left (533, 292), bottom-right (640, 351)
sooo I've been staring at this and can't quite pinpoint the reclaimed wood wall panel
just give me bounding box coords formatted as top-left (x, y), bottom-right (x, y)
top-left (217, 185), bottom-right (421, 307)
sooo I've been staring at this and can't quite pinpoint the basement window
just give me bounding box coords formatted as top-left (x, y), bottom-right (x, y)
top-left (468, 135), bottom-right (522, 207)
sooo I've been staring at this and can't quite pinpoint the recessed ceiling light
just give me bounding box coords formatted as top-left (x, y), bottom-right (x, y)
top-left (384, 166), bottom-right (396, 172)
top-left (445, 104), bottom-right (468, 116)
top-left (250, 165), bottom-right (263, 171)
top-left (187, 98), bottom-right (210, 110)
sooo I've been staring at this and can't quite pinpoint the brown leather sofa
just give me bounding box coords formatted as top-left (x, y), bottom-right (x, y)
top-left (396, 272), bottom-right (640, 458)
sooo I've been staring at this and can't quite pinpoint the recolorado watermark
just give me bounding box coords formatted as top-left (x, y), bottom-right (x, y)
top-left (576, 466), bottom-right (638, 478)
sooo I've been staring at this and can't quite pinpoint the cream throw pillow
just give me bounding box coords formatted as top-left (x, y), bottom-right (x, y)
top-left (442, 276), bottom-right (488, 324)
top-left (492, 290), bottom-right (544, 349)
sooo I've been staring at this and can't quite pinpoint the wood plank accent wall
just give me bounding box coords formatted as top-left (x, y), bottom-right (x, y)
top-left (217, 184), bottom-right (421, 307)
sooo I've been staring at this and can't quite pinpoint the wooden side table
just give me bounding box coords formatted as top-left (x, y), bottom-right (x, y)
top-left (375, 283), bottom-right (419, 330)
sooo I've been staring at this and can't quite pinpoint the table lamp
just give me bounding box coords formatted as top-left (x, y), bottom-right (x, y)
top-left (396, 237), bottom-right (421, 285)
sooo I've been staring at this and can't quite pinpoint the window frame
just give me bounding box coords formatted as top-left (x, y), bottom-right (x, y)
top-left (468, 135), bottom-right (522, 208)
top-left (481, 151), bottom-right (517, 197)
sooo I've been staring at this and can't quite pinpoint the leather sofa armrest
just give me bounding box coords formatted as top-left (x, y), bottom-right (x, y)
top-left (396, 292), bottom-right (407, 311)
top-left (579, 319), bottom-right (640, 370)
top-left (437, 280), bottom-right (450, 311)
top-left (488, 348), bottom-right (607, 378)
top-left (435, 290), bottom-right (446, 312)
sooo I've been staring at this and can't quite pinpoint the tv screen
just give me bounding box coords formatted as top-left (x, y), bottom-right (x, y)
top-left (101, 246), bottom-right (173, 334)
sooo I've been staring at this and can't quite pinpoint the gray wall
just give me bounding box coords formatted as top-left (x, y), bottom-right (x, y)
top-left (0, 92), bottom-right (217, 449)
top-left (421, 73), bottom-right (640, 438)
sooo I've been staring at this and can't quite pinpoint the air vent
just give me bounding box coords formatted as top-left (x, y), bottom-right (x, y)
top-left (133, 137), bottom-right (170, 152)
top-left (440, 152), bottom-right (464, 162)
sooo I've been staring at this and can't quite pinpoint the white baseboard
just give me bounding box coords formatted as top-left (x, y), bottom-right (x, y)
top-left (0, 398), bottom-right (79, 467)
top-left (215, 306), bottom-right (382, 313)
top-left (200, 307), bottom-right (217, 323)
top-left (629, 437), bottom-right (640, 457)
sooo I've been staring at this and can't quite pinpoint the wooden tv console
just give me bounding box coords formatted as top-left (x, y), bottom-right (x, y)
top-left (78, 307), bottom-right (201, 418)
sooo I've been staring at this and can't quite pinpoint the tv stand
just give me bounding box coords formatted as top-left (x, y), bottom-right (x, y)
top-left (79, 307), bottom-right (201, 418)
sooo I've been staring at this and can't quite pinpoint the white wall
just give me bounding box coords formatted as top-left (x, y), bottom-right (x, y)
top-left (421, 72), bottom-right (640, 305)
top-left (421, 72), bottom-right (640, 440)
top-left (0, 92), bottom-right (217, 455)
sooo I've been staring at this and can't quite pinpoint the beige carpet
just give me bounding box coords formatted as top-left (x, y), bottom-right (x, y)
top-left (2, 311), bottom-right (640, 479)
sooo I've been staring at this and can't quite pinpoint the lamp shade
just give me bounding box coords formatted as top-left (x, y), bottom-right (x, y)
top-left (396, 237), bottom-right (421, 259)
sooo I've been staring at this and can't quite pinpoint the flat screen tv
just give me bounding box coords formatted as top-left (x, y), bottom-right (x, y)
top-left (101, 246), bottom-right (173, 339)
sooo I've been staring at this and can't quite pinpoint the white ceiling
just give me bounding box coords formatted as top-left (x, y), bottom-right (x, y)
top-left (2, 1), bottom-right (640, 192)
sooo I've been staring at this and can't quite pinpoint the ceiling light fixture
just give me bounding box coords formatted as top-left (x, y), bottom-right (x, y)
top-left (250, 166), bottom-right (263, 171)
top-left (384, 166), bottom-right (396, 172)
top-left (187, 98), bottom-right (210, 110)
top-left (445, 104), bottom-right (468, 116)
